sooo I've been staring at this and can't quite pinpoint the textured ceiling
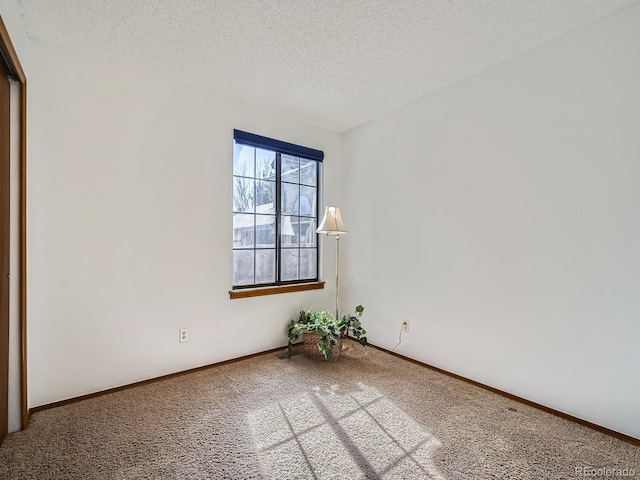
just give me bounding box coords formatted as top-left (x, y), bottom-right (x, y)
top-left (18, 0), bottom-right (638, 132)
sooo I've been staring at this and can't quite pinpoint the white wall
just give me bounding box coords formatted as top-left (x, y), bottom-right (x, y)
top-left (1, 0), bottom-right (29, 60)
top-left (27, 39), bottom-right (341, 407)
top-left (342, 3), bottom-right (640, 438)
top-left (8, 81), bottom-right (21, 433)
top-left (1, 0), bottom-right (30, 433)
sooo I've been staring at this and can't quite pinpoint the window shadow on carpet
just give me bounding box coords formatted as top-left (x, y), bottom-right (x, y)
top-left (247, 382), bottom-right (443, 479)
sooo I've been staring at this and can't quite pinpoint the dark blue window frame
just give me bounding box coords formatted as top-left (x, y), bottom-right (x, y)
top-left (233, 130), bottom-right (324, 163)
top-left (232, 130), bottom-right (323, 289)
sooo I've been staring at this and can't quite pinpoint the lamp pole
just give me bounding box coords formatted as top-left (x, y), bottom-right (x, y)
top-left (335, 233), bottom-right (341, 322)
top-left (316, 205), bottom-right (347, 322)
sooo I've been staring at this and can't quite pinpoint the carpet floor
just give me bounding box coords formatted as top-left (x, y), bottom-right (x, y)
top-left (0, 340), bottom-right (638, 479)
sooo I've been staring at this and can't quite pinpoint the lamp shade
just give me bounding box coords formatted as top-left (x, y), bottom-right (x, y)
top-left (317, 206), bottom-right (347, 235)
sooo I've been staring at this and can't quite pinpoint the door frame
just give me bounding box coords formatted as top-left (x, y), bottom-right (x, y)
top-left (0, 15), bottom-right (28, 431)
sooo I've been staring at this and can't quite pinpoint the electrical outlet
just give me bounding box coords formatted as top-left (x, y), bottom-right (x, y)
top-left (402, 321), bottom-right (409, 333)
top-left (179, 328), bottom-right (188, 343)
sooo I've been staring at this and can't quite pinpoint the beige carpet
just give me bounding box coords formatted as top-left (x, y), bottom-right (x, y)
top-left (1, 340), bottom-right (638, 479)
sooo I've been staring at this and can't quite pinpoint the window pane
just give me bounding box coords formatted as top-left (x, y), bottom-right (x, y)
top-left (281, 248), bottom-right (299, 281)
top-left (281, 183), bottom-right (299, 215)
top-left (233, 213), bottom-right (254, 248)
top-left (255, 215), bottom-right (276, 247)
top-left (233, 250), bottom-right (254, 286)
top-left (299, 218), bottom-right (317, 247)
top-left (280, 215), bottom-right (299, 247)
top-left (256, 149), bottom-right (276, 180)
top-left (300, 249), bottom-right (317, 280)
top-left (299, 186), bottom-right (316, 217)
top-left (256, 249), bottom-right (276, 284)
top-left (300, 158), bottom-right (317, 186)
top-left (255, 180), bottom-right (275, 214)
top-left (233, 144), bottom-right (255, 177)
top-left (281, 155), bottom-right (299, 184)
top-left (233, 177), bottom-right (254, 213)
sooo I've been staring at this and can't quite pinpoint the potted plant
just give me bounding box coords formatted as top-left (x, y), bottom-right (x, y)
top-left (285, 305), bottom-right (367, 361)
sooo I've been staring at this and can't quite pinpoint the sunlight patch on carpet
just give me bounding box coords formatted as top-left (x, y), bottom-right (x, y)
top-left (247, 383), bottom-right (444, 479)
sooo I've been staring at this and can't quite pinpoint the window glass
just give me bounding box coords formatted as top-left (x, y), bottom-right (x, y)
top-left (232, 133), bottom-right (321, 288)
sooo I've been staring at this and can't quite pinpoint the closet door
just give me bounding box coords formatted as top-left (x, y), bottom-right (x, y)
top-left (0, 71), bottom-right (9, 444)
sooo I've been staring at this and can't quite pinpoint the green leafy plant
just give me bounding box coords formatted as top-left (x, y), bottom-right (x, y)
top-left (285, 305), bottom-right (367, 359)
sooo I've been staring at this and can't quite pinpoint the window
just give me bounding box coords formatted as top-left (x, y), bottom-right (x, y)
top-left (232, 130), bottom-right (323, 289)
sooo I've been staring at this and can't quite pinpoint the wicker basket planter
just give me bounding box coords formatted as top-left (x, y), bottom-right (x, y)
top-left (285, 306), bottom-right (366, 361)
top-left (303, 333), bottom-right (343, 361)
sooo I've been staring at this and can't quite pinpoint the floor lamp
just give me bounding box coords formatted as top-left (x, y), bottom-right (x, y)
top-left (317, 206), bottom-right (347, 322)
